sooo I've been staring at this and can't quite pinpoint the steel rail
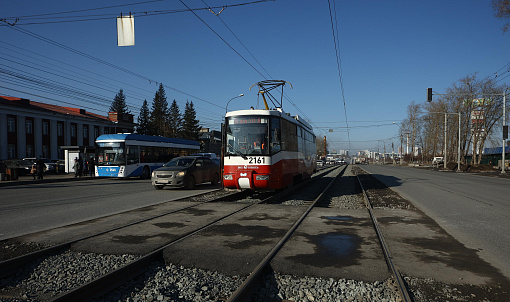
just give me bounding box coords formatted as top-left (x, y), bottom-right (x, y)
top-left (354, 168), bottom-right (412, 302)
top-left (2, 165), bottom-right (340, 300)
top-left (0, 188), bottom-right (248, 278)
top-left (51, 164), bottom-right (342, 301)
top-left (50, 187), bottom-right (295, 301)
top-left (227, 165), bottom-right (348, 301)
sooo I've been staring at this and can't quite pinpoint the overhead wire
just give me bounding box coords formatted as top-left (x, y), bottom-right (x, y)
top-left (190, 0), bottom-right (324, 137)
top-left (327, 0), bottom-right (351, 151)
top-left (0, 42), bottom-right (224, 127)
top-left (1, 0), bottom-right (314, 133)
top-left (0, 42), bottom-right (154, 100)
top-left (0, 0), bottom-right (272, 26)
top-left (3, 25), bottom-right (225, 111)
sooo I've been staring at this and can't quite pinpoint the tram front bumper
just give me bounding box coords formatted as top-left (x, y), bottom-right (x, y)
top-left (223, 173), bottom-right (270, 189)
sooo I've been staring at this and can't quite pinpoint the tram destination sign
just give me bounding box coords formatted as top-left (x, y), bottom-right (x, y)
top-left (232, 117), bottom-right (267, 124)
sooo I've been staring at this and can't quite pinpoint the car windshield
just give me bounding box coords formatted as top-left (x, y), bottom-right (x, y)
top-left (164, 157), bottom-right (195, 167)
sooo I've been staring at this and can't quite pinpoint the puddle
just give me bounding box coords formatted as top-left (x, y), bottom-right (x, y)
top-left (320, 233), bottom-right (356, 257)
top-left (286, 232), bottom-right (361, 267)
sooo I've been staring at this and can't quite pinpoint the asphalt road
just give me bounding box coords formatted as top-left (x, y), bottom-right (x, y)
top-left (0, 178), bottom-right (220, 240)
top-left (359, 164), bottom-right (510, 280)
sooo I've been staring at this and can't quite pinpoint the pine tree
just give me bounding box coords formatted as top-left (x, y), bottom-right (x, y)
top-left (110, 89), bottom-right (130, 114)
top-left (168, 99), bottom-right (182, 138)
top-left (181, 101), bottom-right (201, 140)
top-left (136, 99), bottom-right (151, 135)
top-left (150, 84), bottom-right (169, 136)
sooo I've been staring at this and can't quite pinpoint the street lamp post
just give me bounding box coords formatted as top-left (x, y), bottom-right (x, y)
top-left (225, 94), bottom-right (244, 113)
top-left (222, 94), bottom-right (244, 187)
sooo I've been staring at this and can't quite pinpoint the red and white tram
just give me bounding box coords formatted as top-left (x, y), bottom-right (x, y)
top-left (222, 95), bottom-right (316, 190)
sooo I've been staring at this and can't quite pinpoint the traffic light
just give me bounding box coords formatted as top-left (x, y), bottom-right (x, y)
top-left (427, 88), bottom-right (433, 102)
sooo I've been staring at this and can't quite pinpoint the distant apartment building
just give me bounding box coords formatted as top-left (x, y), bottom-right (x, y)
top-left (0, 96), bottom-right (135, 160)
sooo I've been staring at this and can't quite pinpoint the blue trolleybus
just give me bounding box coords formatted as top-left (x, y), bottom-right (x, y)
top-left (95, 134), bottom-right (200, 178)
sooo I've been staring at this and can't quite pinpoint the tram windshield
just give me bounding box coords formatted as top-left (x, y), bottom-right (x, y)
top-left (226, 116), bottom-right (269, 156)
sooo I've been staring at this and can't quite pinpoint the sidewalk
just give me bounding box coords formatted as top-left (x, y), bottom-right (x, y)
top-left (0, 173), bottom-right (94, 187)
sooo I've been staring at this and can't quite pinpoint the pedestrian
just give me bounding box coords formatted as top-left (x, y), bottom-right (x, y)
top-left (74, 158), bottom-right (81, 178)
top-left (78, 156), bottom-right (83, 177)
top-left (89, 157), bottom-right (95, 177)
top-left (31, 163), bottom-right (37, 180)
top-left (83, 157), bottom-right (88, 176)
top-left (36, 157), bottom-right (45, 180)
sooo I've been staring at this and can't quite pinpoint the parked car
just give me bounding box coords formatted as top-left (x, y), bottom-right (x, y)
top-left (23, 158), bottom-right (57, 173)
top-left (151, 156), bottom-right (220, 190)
top-left (3, 159), bottom-right (34, 175)
top-left (432, 157), bottom-right (444, 165)
top-left (316, 160), bottom-right (324, 167)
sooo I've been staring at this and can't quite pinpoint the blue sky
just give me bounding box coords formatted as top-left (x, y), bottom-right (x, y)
top-left (1, 0), bottom-right (509, 153)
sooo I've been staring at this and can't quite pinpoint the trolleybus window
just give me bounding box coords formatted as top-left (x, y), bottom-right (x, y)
top-left (226, 116), bottom-right (269, 156)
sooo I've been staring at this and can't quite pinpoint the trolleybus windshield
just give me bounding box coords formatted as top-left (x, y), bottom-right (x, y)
top-left (226, 116), bottom-right (269, 156)
top-left (97, 142), bottom-right (126, 165)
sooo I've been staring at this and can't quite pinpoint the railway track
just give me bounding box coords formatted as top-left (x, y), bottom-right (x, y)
top-left (223, 164), bottom-right (413, 301)
top-left (0, 166), bottom-right (339, 301)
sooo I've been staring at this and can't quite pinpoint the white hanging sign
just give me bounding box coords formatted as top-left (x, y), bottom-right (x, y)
top-left (117, 15), bottom-right (135, 46)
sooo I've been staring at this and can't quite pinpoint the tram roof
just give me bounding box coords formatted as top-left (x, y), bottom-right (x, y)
top-left (226, 108), bottom-right (313, 131)
top-left (95, 133), bottom-right (200, 146)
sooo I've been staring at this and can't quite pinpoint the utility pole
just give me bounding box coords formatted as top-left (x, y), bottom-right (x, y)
top-left (400, 134), bottom-right (403, 165)
top-left (323, 136), bottom-right (327, 158)
top-left (444, 113), bottom-right (447, 169)
top-left (502, 90), bottom-right (507, 174)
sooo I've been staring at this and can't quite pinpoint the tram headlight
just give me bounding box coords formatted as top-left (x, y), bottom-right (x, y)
top-left (223, 174), bottom-right (233, 180)
top-left (255, 175), bottom-right (269, 180)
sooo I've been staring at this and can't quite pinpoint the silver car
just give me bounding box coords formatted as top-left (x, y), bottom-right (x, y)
top-left (151, 156), bottom-right (220, 190)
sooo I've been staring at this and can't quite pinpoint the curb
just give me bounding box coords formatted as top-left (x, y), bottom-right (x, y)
top-left (0, 176), bottom-right (94, 188)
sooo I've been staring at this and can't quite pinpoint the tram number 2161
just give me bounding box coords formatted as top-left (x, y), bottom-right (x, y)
top-left (248, 157), bottom-right (265, 164)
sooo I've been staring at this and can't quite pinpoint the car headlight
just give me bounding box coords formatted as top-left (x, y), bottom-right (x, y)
top-left (152, 171), bottom-right (155, 178)
top-left (176, 171), bottom-right (186, 177)
top-left (223, 174), bottom-right (233, 180)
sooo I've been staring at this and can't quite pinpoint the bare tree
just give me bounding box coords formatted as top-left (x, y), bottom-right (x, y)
top-left (420, 74), bottom-right (504, 165)
top-left (401, 102), bottom-right (422, 161)
top-left (492, 0), bottom-right (510, 32)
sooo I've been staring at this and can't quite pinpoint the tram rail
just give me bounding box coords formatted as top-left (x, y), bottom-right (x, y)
top-left (0, 165), bottom-right (338, 301)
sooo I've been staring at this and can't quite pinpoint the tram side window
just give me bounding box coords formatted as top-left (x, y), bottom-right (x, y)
top-left (297, 127), bottom-right (304, 154)
top-left (127, 146), bottom-right (139, 164)
top-left (281, 119), bottom-right (298, 152)
top-left (270, 117), bottom-right (281, 155)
